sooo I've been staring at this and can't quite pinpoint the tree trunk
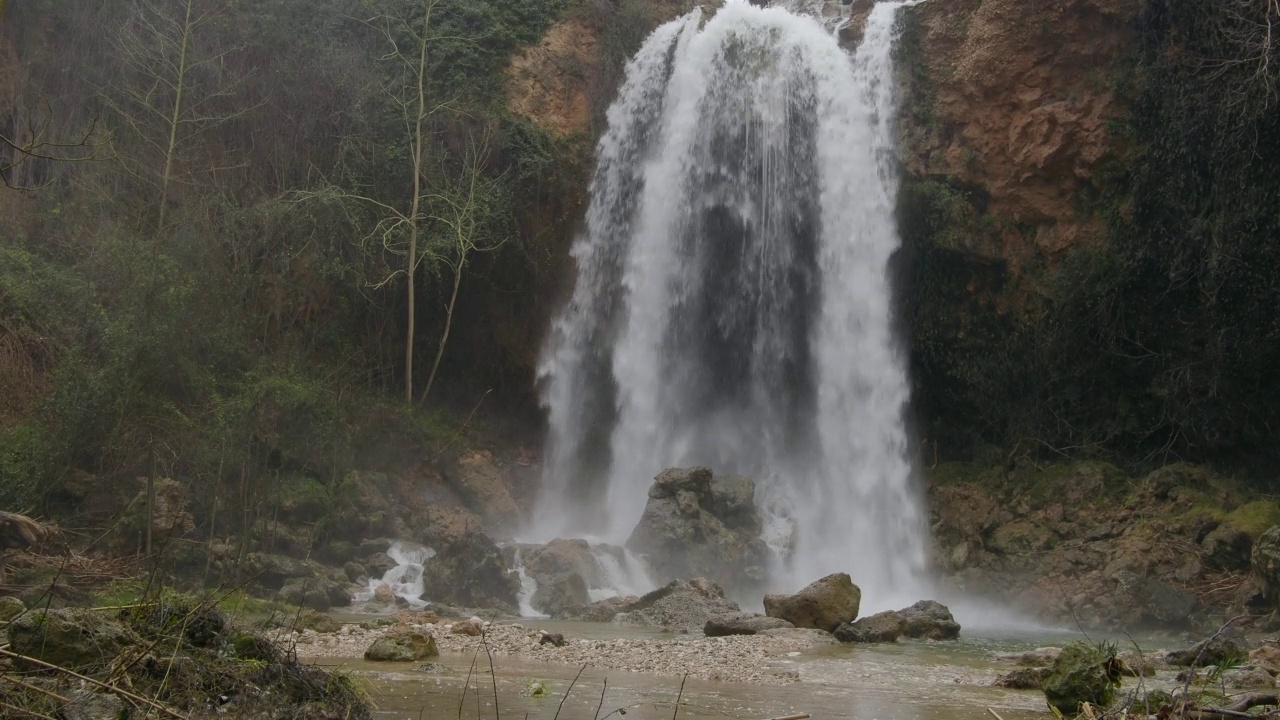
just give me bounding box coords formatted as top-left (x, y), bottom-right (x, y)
top-left (156, 0), bottom-right (194, 234)
top-left (421, 261), bottom-right (462, 405)
top-left (403, 0), bottom-right (434, 404)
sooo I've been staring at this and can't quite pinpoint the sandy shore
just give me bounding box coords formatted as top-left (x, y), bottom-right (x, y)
top-left (275, 617), bottom-right (836, 684)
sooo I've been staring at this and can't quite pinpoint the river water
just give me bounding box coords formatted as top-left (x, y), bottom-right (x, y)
top-left (308, 624), bottom-right (1159, 720)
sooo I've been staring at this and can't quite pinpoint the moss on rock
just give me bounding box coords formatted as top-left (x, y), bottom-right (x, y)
top-left (1042, 641), bottom-right (1121, 716)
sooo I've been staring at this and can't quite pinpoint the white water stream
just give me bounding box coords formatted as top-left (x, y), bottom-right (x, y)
top-left (533, 0), bottom-right (928, 612)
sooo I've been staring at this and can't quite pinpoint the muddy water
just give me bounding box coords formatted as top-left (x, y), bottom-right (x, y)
top-left (310, 625), bottom-right (1104, 720)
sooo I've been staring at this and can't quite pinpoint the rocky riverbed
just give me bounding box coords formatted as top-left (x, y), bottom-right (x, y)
top-left (273, 616), bottom-right (837, 684)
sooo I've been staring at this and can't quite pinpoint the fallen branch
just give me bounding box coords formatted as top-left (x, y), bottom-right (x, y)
top-left (0, 674), bottom-right (73, 703)
top-left (0, 648), bottom-right (188, 720)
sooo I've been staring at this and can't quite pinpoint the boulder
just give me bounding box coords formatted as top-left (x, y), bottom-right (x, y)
top-left (0, 595), bottom-right (26, 622)
top-left (422, 530), bottom-right (519, 611)
top-left (764, 573), bottom-right (861, 632)
top-left (1202, 524), bottom-right (1253, 572)
top-left (243, 553), bottom-right (316, 590)
top-left (1253, 525), bottom-right (1280, 603)
top-left (834, 611), bottom-right (904, 643)
top-left (364, 630), bottom-right (439, 661)
top-left (1116, 650), bottom-right (1157, 677)
top-left (612, 578), bottom-right (740, 633)
top-left (1042, 641), bottom-right (1122, 716)
top-left (1221, 664), bottom-right (1275, 689)
top-left (704, 612), bottom-right (794, 637)
top-left (278, 577), bottom-right (352, 611)
top-left (530, 572), bottom-right (590, 615)
top-left (451, 620), bottom-right (483, 636)
top-left (297, 610), bottom-right (341, 634)
top-left (554, 595), bottom-right (638, 623)
top-left (523, 539), bottom-right (603, 587)
top-left (373, 583), bottom-right (397, 604)
top-left (63, 689), bottom-right (126, 720)
top-left (1165, 632), bottom-right (1247, 667)
top-left (993, 667), bottom-right (1051, 689)
top-left (1249, 643), bottom-right (1280, 676)
top-left (833, 600), bottom-right (960, 643)
top-left (8, 609), bottom-right (141, 668)
top-left (899, 600), bottom-right (961, 640)
top-left (626, 467), bottom-right (770, 593)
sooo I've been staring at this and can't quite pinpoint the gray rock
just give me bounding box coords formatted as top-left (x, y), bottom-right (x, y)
top-left (626, 467), bottom-right (770, 594)
top-left (703, 612), bottom-right (794, 636)
top-left (1109, 571), bottom-right (1196, 629)
top-left (1165, 631), bottom-right (1248, 667)
top-left (423, 530), bottom-right (519, 611)
top-left (531, 572), bottom-right (591, 615)
top-left (612, 578), bottom-right (739, 633)
top-left (1221, 664), bottom-right (1275, 689)
top-left (278, 577), bottom-right (352, 611)
top-left (523, 539), bottom-right (604, 588)
top-left (553, 595), bottom-right (637, 623)
top-left (898, 600), bottom-right (961, 640)
top-left (764, 573), bottom-right (861, 632)
top-left (63, 689), bottom-right (126, 720)
top-left (364, 631), bottom-right (439, 661)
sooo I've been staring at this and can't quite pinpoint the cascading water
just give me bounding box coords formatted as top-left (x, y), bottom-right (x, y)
top-left (353, 541), bottom-right (434, 606)
top-left (534, 0), bottom-right (928, 612)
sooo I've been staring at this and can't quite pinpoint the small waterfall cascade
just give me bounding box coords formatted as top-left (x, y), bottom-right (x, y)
top-left (588, 546), bottom-right (656, 602)
top-left (352, 541), bottom-right (434, 606)
top-left (534, 0), bottom-right (929, 611)
top-left (512, 549), bottom-right (545, 618)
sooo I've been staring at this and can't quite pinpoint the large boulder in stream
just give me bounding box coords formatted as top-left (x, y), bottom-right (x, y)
top-left (364, 630), bottom-right (439, 662)
top-left (612, 578), bottom-right (740, 633)
top-left (422, 530), bottom-right (519, 611)
top-left (1042, 641), bottom-right (1122, 716)
top-left (704, 612), bottom-right (794, 636)
top-left (834, 600), bottom-right (961, 643)
top-left (530, 572), bottom-right (591, 615)
top-left (764, 573), bottom-right (861, 632)
top-left (625, 467), bottom-right (771, 593)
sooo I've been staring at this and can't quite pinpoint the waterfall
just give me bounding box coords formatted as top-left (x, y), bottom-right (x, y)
top-left (534, 0), bottom-right (928, 611)
top-left (352, 541), bottom-right (434, 606)
top-left (512, 549), bottom-right (545, 618)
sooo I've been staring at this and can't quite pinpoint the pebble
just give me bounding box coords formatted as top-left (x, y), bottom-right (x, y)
top-left (275, 621), bottom-right (830, 684)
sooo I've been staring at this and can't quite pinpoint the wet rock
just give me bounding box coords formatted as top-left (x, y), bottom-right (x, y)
top-left (834, 611), bottom-right (903, 643)
top-left (422, 530), bottom-right (519, 611)
top-left (0, 595), bottom-right (25, 622)
top-left (834, 600), bottom-right (960, 643)
top-left (451, 620), bottom-right (483, 636)
top-left (9, 609), bottom-right (141, 668)
top-left (1253, 525), bottom-right (1280, 602)
top-left (626, 467), bottom-right (770, 593)
top-left (1221, 664), bottom-right (1275, 688)
top-left (899, 600), bottom-right (961, 640)
top-left (539, 631), bottom-right (566, 647)
top-left (530, 572), bottom-right (590, 615)
top-left (364, 630), bottom-right (439, 661)
top-left (343, 561), bottom-right (367, 583)
top-left (296, 610), bottom-right (341, 634)
top-left (764, 573), bottom-right (861, 632)
top-left (993, 666), bottom-right (1051, 689)
top-left (704, 612), bottom-right (794, 637)
top-left (998, 647), bottom-right (1062, 667)
top-left (1165, 631), bottom-right (1247, 667)
top-left (613, 578), bottom-right (740, 633)
top-left (279, 577), bottom-right (352, 611)
top-left (554, 595), bottom-right (638, 622)
top-left (373, 583), bottom-right (397, 604)
top-left (244, 552), bottom-right (315, 590)
top-left (1116, 650), bottom-right (1157, 677)
top-left (1042, 641), bottom-right (1122, 716)
top-left (523, 539), bottom-right (603, 587)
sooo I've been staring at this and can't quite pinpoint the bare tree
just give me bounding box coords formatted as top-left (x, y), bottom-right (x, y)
top-left (106, 0), bottom-right (250, 232)
top-left (1, 100), bottom-right (109, 191)
top-left (420, 127), bottom-right (509, 404)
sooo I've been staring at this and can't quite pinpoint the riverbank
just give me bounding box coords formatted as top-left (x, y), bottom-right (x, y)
top-left (275, 617), bottom-right (837, 684)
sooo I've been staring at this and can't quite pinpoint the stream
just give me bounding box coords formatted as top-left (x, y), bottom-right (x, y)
top-left (307, 622), bottom-right (1168, 720)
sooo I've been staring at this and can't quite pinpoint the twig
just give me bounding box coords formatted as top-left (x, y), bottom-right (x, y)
top-left (0, 674), bottom-right (73, 703)
top-left (0, 699), bottom-right (60, 720)
top-left (594, 679), bottom-right (608, 720)
top-left (986, 710), bottom-right (1007, 720)
top-left (672, 673), bottom-right (688, 720)
top-left (554, 665), bottom-right (587, 720)
top-left (0, 648), bottom-right (188, 720)
top-left (482, 624), bottom-right (499, 720)
top-left (458, 649), bottom-right (479, 720)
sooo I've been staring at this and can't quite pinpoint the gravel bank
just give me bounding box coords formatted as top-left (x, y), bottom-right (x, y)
top-left (276, 617), bottom-right (835, 684)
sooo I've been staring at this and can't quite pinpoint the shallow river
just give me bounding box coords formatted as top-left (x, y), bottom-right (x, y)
top-left (308, 622), bottom-right (1163, 720)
